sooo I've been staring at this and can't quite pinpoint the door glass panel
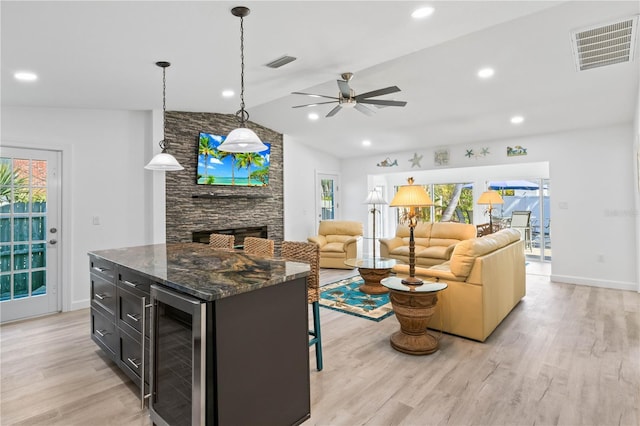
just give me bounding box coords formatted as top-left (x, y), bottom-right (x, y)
top-left (32, 271), bottom-right (46, 296)
top-left (13, 244), bottom-right (29, 270)
top-left (32, 216), bottom-right (46, 240)
top-left (0, 245), bottom-right (9, 271)
top-left (32, 243), bottom-right (46, 268)
top-left (0, 217), bottom-right (9, 242)
top-left (0, 275), bottom-right (9, 301)
top-left (13, 272), bottom-right (28, 298)
top-left (13, 218), bottom-right (29, 241)
top-left (320, 179), bottom-right (335, 220)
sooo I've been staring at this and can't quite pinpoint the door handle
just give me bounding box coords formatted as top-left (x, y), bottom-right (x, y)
top-left (49, 239), bottom-right (58, 245)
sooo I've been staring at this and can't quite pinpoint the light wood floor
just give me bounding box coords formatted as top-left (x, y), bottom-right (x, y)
top-left (1, 263), bottom-right (638, 426)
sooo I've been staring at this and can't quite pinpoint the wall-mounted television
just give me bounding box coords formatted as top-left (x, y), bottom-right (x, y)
top-left (197, 132), bottom-right (270, 186)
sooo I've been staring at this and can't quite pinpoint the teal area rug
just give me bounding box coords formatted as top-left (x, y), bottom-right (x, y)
top-left (319, 276), bottom-right (394, 322)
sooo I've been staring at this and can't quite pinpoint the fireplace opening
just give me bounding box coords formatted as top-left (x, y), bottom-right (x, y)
top-left (192, 226), bottom-right (268, 248)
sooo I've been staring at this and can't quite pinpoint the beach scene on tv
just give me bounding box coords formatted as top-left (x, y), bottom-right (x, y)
top-left (197, 132), bottom-right (270, 186)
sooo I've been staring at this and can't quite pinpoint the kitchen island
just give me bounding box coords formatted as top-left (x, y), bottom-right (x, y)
top-left (89, 243), bottom-right (311, 426)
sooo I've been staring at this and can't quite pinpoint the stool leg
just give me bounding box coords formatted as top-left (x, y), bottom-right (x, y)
top-left (312, 301), bottom-right (323, 371)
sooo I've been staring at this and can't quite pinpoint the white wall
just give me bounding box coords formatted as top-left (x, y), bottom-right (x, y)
top-left (635, 83), bottom-right (640, 293)
top-left (341, 123), bottom-right (638, 291)
top-left (283, 135), bottom-right (341, 241)
top-left (1, 106), bottom-right (157, 310)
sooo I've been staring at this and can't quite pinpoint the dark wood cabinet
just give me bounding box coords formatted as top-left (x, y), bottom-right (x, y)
top-left (89, 256), bottom-right (151, 396)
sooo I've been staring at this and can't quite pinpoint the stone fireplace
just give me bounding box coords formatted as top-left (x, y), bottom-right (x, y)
top-left (164, 111), bottom-right (284, 247)
top-left (192, 226), bottom-right (268, 248)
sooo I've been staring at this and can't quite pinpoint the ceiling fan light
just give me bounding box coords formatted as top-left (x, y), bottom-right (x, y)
top-left (145, 152), bottom-right (184, 171)
top-left (218, 127), bottom-right (268, 153)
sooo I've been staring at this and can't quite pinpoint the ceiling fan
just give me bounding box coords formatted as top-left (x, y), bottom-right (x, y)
top-left (291, 72), bottom-right (407, 118)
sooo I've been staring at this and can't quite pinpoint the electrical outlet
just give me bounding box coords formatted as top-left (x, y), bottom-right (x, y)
top-left (92, 216), bottom-right (100, 225)
top-left (597, 254), bottom-right (604, 263)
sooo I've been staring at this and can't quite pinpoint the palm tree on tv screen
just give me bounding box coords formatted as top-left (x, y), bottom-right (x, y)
top-left (198, 134), bottom-right (216, 183)
top-left (235, 152), bottom-right (264, 186)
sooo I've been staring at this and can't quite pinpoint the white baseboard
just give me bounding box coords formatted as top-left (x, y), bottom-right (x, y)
top-left (550, 274), bottom-right (638, 292)
top-left (70, 299), bottom-right (90, 311)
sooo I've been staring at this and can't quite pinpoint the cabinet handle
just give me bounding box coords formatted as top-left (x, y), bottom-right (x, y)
top-left (126, 313), bottom-right (140, 322)
top-left (127, 357), bottom-right (141, 369)
top-left (95, 293), bottom-right (108, 300)
top-left (93, 266), bottom-right (108, 273)
top-left (96, 329), bottom-right (111, 337)
top-left (141, 296), bottom-right (152, 409)
top-left (123, 280), bottom-right (138, 288)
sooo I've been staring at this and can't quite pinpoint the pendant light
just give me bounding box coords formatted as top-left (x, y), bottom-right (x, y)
top-left (145, 61), bottom-right (184, 171)
top-left (217, 6), bottom-right (268, 153)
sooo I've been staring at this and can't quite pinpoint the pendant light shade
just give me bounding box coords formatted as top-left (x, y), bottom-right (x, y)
top-left (217, 6), bottom-right (268, 154)
top-left (145, 61), bottom-right (184, 171)
top-left (219, 127), bottom-right (266, 153)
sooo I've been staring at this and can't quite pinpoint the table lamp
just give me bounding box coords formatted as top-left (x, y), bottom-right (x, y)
top-left (364, 188), bottom-right (387, 260)
top-left (389, 177), bottom-right (433, 286)
top-left (477, 190), bottom-right (504, 233)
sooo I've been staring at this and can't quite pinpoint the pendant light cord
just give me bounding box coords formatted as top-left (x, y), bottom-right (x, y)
top-left (160, 65), bottom-right (168, 151)
top-left (238, 14), bottom-right (249, 126)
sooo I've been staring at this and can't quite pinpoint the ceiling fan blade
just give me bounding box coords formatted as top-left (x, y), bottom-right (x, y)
top-left (326, 105), bottom-right (342, 118)
top-left (354, 103), bottom-right (375, 116)
top-left (355, 86), bottom-right (401, 100)
top-left (292, 101), bottom-right (338, 109)
top-left (358, 99), bottom-right (407, 107)
top-left (337, 80), bottom-right (351, 98)
top-left (291, 91), bottom-right (338, 100)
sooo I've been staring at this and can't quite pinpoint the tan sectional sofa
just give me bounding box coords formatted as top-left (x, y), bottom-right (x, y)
top-left (392, 228), bottom-right (526, 342)
top-left (380, 222), bottom-right (477, 267)
top-left (308, 220), bottom-right (363, 269)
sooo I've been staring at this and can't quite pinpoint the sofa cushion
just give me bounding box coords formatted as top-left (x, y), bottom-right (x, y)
top-left (326, 235), bottom-right (355, 243)
top-left (318, 220), bottom-right (363, 237)
top-left (321, 242), bottom-right (348, 253)
top-left (429, 222), bottom-right (477, 247)
top-left (417, 245), bottom-right (450, 260)
top-left (390, 245), bottom-right (428, 256)
top-left (450, 229), bottom-right (521, 277)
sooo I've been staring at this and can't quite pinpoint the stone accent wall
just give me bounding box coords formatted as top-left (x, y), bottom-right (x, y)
top-left (164, 111), bottom-right (284, 247)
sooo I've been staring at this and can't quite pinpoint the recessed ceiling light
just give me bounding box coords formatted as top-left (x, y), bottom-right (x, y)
top-left (510, 115), bottom-right (524, 124)
top-left (412, 6), bottom-right (435, 19)
top-left (477, 67), bottom-right (495, 79)
top-left (14, 71), bottom-right (38, 82)
top-left (308, 112), bottom-right (319, 121)
top-left (362, 140), bottom-right (372, 147)
top-left (222, 90), bottom-right (234, 98)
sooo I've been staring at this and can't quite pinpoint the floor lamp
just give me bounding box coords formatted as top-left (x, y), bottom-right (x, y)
top-left (364, 188), bottom-right (387, 260)
top-left (477, 190), bottom-right (504, 233)
top-left (389, 177), bottom-right (433, 286)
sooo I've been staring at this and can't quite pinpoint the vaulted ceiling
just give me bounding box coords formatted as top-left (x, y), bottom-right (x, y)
top-left (2, 1), bottom-right (639, 158)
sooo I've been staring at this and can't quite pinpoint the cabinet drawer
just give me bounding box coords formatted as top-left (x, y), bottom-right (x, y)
top-left (89, 256), bottom-right (115, 282)
top-left (118, 268), bottom-right (151, 294)
top-left (91, 274), bottom-right (116, 315)
top-left (119, 330), bottom-right (149, 388)
top-left (91, 307), bottom-right (117, 357)
top-left (117, 286), bottom-right (150, 338)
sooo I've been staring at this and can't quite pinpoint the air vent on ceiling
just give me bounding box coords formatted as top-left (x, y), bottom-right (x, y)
top-left (265, 55), bottom-right (297, 69)
top-left (570, 16), bottom-right (638, 71)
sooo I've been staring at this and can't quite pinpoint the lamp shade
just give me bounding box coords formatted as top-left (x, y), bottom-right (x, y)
top-left (144, 152), bottom-right (184, 171)
top-left (364, 188), bottom-right (387, 205)
top-left (217, 127), bottom-right (268, 153)
top-left (390, 183), bottom-right (433, 207)
top-left (477, 190), bottom-right (504, 206)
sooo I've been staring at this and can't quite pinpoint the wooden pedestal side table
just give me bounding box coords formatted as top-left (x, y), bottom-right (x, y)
top-left (381, 277), bottom-right (447, 355)
top-left (344, 257), bottom-right (396, 295)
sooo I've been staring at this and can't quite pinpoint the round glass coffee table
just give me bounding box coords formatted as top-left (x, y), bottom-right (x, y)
top-left (344, 257), bottom-right (396, 295)
top-left (381, 277), bottom-right (448, 355)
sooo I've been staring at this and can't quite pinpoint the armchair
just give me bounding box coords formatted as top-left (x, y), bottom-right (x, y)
top-left (308, 220), bottom-right (363, 269)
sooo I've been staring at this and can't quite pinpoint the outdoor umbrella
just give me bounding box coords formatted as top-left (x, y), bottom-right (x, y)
top-left (488, 180), bottom-right (539, 190)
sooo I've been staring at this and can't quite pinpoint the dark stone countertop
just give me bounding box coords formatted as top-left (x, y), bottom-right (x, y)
top-left (88, 243), bottom-right (310, 301)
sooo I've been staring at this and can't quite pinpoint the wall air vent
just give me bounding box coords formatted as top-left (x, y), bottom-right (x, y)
top-left (265, 55), bottom-right (297, 69)
top-left (570, 16), bottom-right (638, 71)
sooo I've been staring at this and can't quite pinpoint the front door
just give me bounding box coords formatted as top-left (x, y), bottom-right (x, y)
top-left (1, 147), bottom-right (61, 322)
top-left (316, 172), bottom-right (339, 223)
